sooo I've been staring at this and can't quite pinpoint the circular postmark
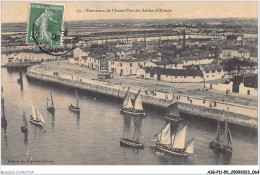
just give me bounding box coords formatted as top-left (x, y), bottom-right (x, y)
top-left (32, 20), bottom-right (77, 56)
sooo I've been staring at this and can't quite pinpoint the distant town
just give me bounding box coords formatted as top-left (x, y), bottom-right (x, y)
top-left (2, 18), bottom-right (258, 97)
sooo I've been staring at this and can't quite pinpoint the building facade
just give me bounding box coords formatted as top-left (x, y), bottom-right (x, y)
top-left (108, 59), bottom-right (148, 76)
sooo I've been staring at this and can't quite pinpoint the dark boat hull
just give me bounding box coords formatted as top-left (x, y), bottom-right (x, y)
top-left (47, 107), bottom-right (55, 113)
top-left (120, 138), bottom-right (144, 149)
top-left (68, 106), bottom-right (80, 112)
top-left (120, 108), bottom-right (145, 116)
top-left (209, 141), bottom-right (232, 153)
top-left (21, 126), bottom-right (28, 133)
top-left (17, 79), bottom-right (22, 84)
top-left (156, 144), bottom-right (188, 157)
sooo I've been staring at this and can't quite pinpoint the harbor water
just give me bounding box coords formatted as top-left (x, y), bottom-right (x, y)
top-left (1, 68), bottom-right (258, 165)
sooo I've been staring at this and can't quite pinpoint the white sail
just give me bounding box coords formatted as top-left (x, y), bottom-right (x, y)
top-left (186, 138), bottom-right (194, 154)
top-left (37, 109), bottom-right (45, 123)
top-left (227, 128), bottom-right (232, 147)
top-left (223, 120), bottom-right (228, 145)
top-left (31, 103), bottom-right (36, 120)
top-left (125, 96), bottom-right (133, 109)
top-left (133, 89), bottom-right (143, 111)
top-left (172, 125), bottom-right (187, 149)
top-left (123, 89), bottom-right (129, 108)
top-left (160, 123), bottom-right (171, 145)
top-left (171, 133), bottom-right (175, 145)
top-left (75, 90), bottom-right (79, 107)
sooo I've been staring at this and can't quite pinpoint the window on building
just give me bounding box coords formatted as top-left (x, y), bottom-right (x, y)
top-left (206, 70), bottom-right (210, 73)
top-left (166, 75), bottom-right (168, 77)
top-left (164, 65), bottom-right (166, 68)
top-left (193, 76), bottom-right (195, 78)
top-left (175, 76), bottom-right (178, 78)
top-left (130, 63), bottom-right (132, 67)
top-left (217, 69), bottom-right (221, 72)
top-left (144, 62), bottom-right (146, 66)
top-left (184, 76), bottom-right (186, 78)
top-left (138, 63), bottom-right (140, 66)
top-left (112, 61), bottom-right (114, 65)
top-left (120, 63), bottom-right (122, 67)
top-left (151, 73), bottom-right (154, 78)
top-left (211, 70), bottom-right (215, 73)
top-left (212, 75), bottom-right (214, 77)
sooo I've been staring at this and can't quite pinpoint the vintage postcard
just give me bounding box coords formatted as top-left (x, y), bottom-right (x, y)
top-left (1, 1), bottom-right (259, 174)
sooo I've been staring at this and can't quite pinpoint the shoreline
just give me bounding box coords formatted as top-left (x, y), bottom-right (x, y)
top-left (25, 63), bottom-right (258, 129)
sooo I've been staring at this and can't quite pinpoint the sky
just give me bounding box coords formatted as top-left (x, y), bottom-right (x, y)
top-left (1, 1), bottom-right (258, 23)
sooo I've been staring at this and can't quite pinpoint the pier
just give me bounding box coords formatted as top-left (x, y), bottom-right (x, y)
top-left (26, 63), bottom-right (258, 129)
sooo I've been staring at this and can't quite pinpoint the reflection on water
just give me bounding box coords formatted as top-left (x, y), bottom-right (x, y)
top-left (212, 150), bottom-right (232, 165)
top-left (1, 68), bottom-right (258, 165)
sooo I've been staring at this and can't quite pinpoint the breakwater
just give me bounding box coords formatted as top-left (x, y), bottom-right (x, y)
top-left (26, 66), bottom-right (258, 129)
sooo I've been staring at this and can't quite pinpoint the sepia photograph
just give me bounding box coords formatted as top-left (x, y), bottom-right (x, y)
top-left (1, 1), bottom-right (259, 174)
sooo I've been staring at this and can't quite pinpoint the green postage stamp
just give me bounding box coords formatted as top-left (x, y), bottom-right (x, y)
top-left (27, 3), bottom-right (64, 47)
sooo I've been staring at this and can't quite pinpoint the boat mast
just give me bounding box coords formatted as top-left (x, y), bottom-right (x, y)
top-left (223, 119), bottom-right (228, 145)
top-left (228, 128), bottom-right (233, 146)
top-left (50, 91), bottom-right (54, 108)
top-left (216, 120), bottom-right (221, 143)
top-left (1, 88), bottom-right (5, 119)
top-left (22, 111), bottom-right (27, 128)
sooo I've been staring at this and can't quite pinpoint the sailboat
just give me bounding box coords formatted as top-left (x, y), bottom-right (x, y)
top-left (47, 91), bottom-right (55, 113)
top-left (120, 117), bottom-right (144, 149)
top-left (17, 70), bottom-right (23, 84)
top-left (165, 102), bottom-right (182, 122)
top-left (30, 103), bottom-right (45, 127)
top-left (68, 89), bottom-right (80, 112)
top-left (1, 86), bottom-right (7, 129)
top-left (21, 111), bottom-right (28, 133)
top-left (120, 88), bottom-right (145, 116)
top-left (152, 122), bottom-right (194, 157)
top-left (209, 112), bottom-right (232, 153)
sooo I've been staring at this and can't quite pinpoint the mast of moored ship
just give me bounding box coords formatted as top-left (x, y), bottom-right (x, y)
top-left (1, 86), bottom-right (5, 119)
top-left (51, 91), bottom-right (54, 108)
top-left (22, 111), bottom-right (28, 128)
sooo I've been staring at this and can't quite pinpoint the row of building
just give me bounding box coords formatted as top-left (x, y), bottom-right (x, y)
top-left (70, 47), bottom-right (226, 83)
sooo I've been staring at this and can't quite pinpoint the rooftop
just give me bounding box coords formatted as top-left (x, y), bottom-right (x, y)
top-left (200, 63), bottom-right (223, 71)
top-left (141, 67), bottom-right (203, 76)
top-left (111, 58), bottom-right (147, 62)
